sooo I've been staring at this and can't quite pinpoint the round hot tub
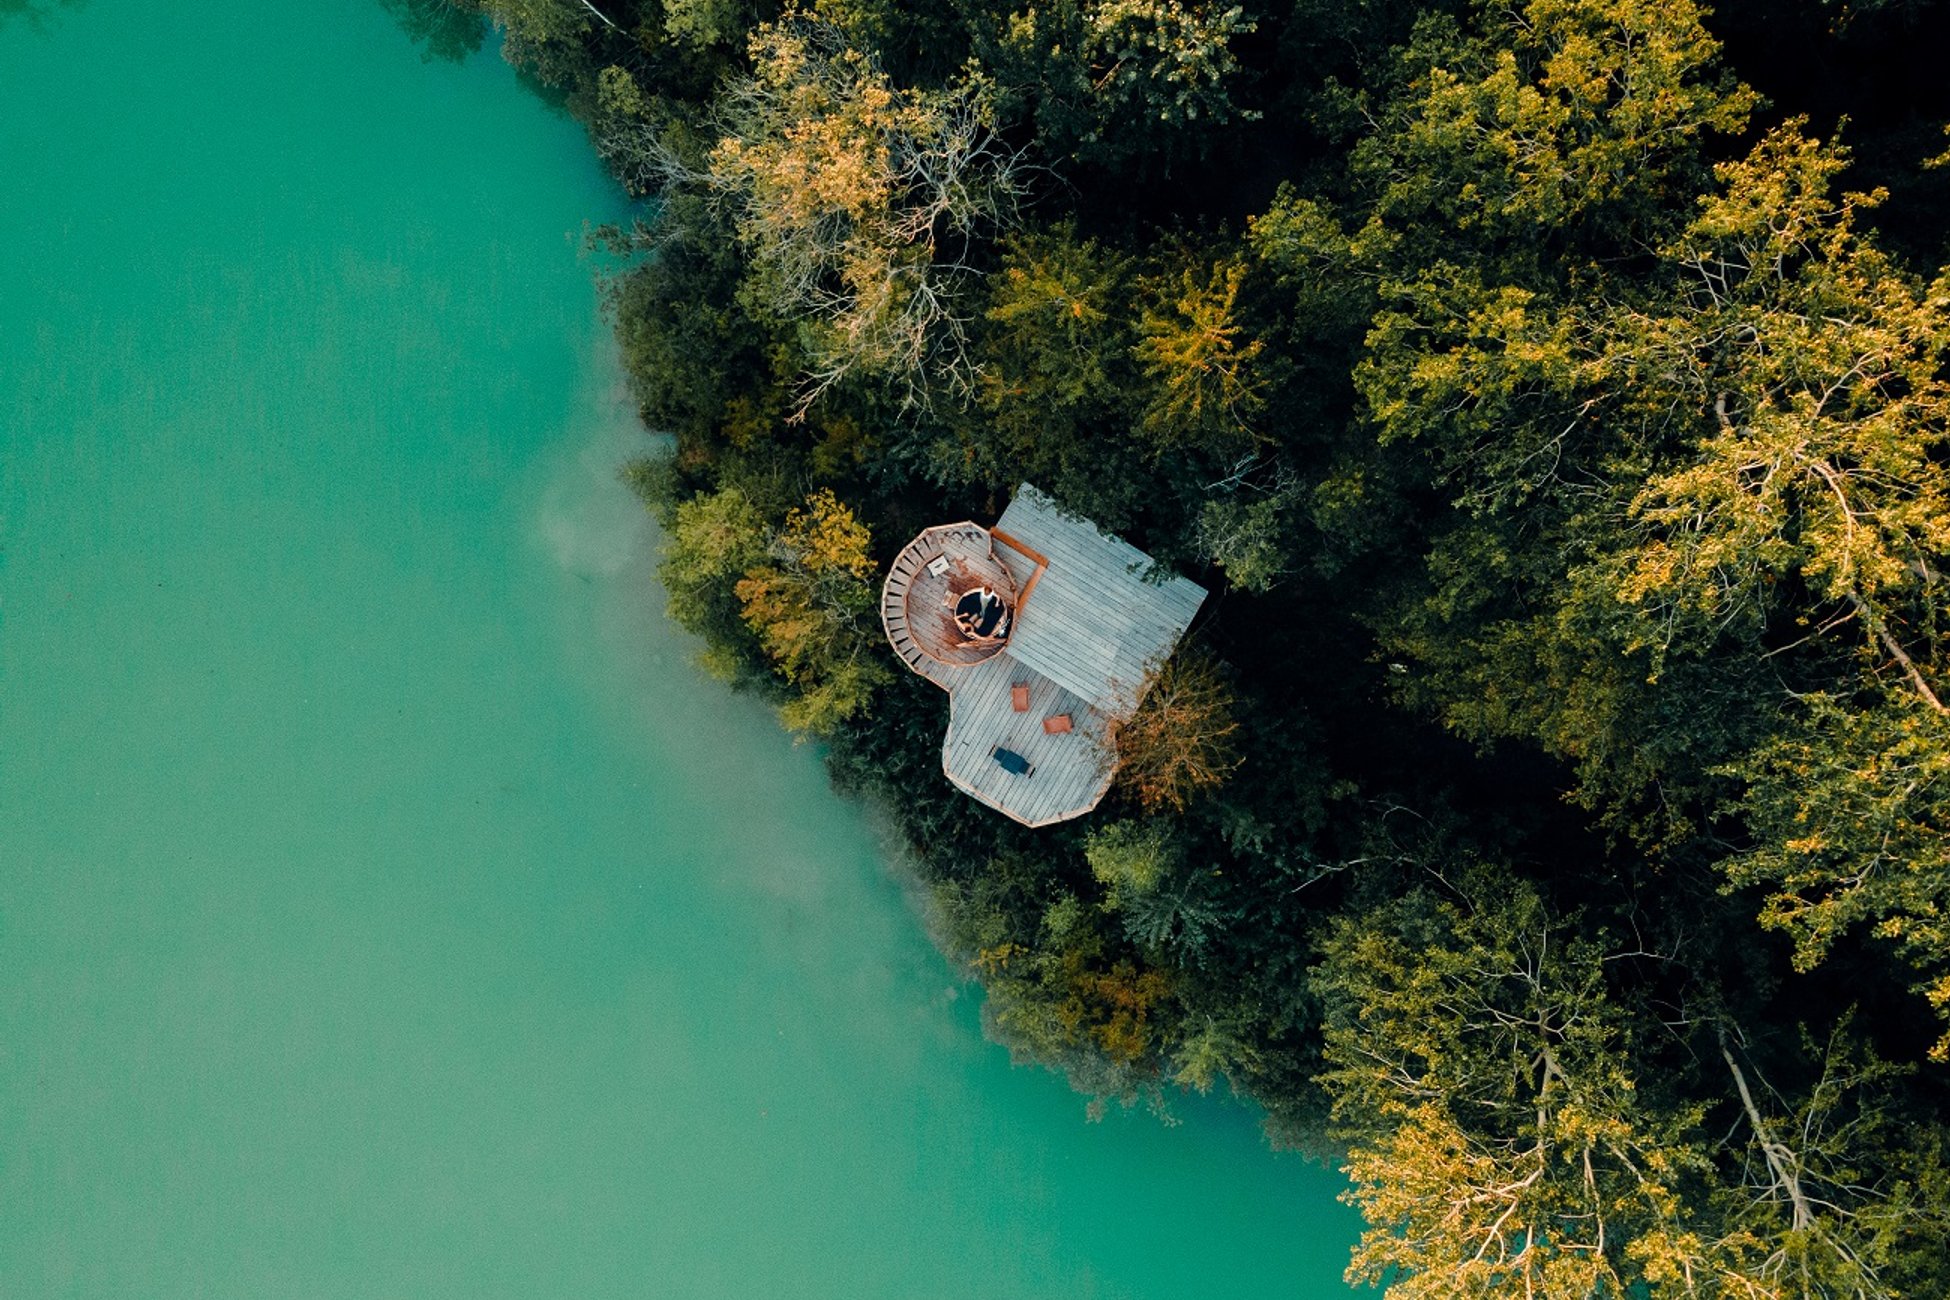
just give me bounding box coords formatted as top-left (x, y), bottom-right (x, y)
top-left (952, 585), bottom-right (1010, 641)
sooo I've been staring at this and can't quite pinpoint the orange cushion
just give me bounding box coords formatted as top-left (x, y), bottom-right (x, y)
top-left (1042, 713), bottom-right (1072, 734)
top-left (1011, 684), bottom-right (1029, 712)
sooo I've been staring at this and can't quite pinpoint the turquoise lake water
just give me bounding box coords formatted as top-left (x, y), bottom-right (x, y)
top-left (0, 2), bottom-right (1360, 1294)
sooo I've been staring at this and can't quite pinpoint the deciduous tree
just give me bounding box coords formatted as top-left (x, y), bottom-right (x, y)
top-left (1724, 691), bottom-right (1950, 1061)
top-left (1313, 877), bottom-right (1719, 1297)
top-left (973, 0), bottom-right (1257, 168)
top-left (1134, 251), bottom-right (1265, 454)
top-left (702, 15), bottom-right (1025, 412)
top-left (734, 487), bottom-right (890, 732)
top-left (951, 224), bottom-right (1147, 509)
top-left (1111, 651), bottom-right (1242, 813)
top-left (1611, 127), bottom-right (1950, 707)
top-left (1352, 0), bottom-right (1755, 239)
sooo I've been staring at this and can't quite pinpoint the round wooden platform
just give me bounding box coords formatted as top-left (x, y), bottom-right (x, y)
top-left (880, 524), bottom-right (1019, 672)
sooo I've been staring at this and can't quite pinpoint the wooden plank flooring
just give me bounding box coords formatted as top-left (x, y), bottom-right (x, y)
top-left (880, 523), bottom-right (1014, 690)
top-left (942, 656), bottom-right (1112, 827)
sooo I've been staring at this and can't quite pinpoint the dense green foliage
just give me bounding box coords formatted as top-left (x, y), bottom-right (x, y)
top-left (406, 0), bottom-right (1950, 1291)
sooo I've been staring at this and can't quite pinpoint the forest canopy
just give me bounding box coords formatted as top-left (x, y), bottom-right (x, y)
top-left (404, 0), bottom-right (1950, 1291)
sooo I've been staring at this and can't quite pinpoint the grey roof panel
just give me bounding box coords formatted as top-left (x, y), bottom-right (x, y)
top-left (994, 485), bottom-right (1207, 713)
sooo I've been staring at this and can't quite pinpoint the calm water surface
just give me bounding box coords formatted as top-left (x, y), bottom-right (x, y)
top-left (0, 2), bottom-right (1360, 1295)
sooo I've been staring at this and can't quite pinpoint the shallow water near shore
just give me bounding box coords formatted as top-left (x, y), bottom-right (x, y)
top-left (0, 2), bottom-right (1359, 1295)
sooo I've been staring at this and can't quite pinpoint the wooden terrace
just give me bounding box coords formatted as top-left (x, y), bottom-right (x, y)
top-left (879, 485), bottom-right (1207, 827)
top-left (880, 522), bottom-right (1020, 684)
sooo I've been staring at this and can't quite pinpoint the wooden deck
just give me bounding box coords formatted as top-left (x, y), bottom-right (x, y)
top-left (942, 657), bottom-right (1113, 827)
top-left (880, 523), bottom-right (1019, 685)
top-left (880, 485), bottom-right (1207, 827)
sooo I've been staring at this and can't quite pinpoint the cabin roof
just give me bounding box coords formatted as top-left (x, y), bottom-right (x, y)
top-left (992, 485), bottom-right (1207, 716)
top-left (880, 484), bottom-right (1208, 827)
